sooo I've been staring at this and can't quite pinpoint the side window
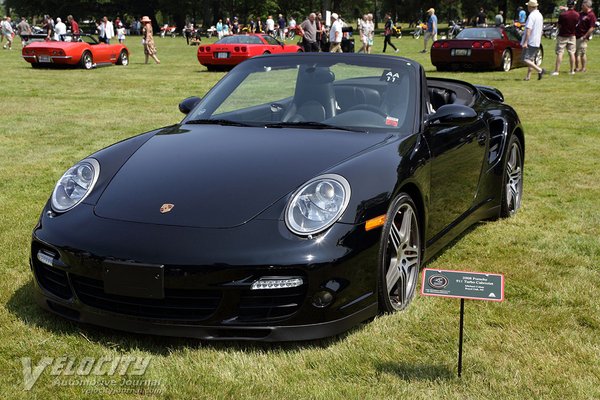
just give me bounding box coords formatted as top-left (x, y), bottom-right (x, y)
top-left (505, 30), bottom-right (521, 42)
top-left (263, 35), bottom-right (279, 45)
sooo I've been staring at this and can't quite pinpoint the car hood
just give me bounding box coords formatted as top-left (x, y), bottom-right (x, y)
top-left (94, 124), bottom-right (392, 228)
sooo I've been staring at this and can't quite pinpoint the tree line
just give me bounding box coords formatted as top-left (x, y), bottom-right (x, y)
top-left (5, 0), bottom-right (562, 30)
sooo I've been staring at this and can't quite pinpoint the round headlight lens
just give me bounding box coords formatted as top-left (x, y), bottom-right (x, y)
top-left (51, 158), bottom-right (100, 212)
top-left (285, 174), bottom-right (351, 236)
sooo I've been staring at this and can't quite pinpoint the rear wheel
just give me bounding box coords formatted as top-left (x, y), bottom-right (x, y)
top-left (80, 51), bottom-right (93, 70)
top-left (501, 49), bottom-right (512, 72)
top-left (116, 50), bottom-right (128, 66)
top-left (263, 51), bottom-right (271, 55)
top-left (500, 135), bottom-right (524, 218)
top-left (378, 193), bottom-right (421, 312)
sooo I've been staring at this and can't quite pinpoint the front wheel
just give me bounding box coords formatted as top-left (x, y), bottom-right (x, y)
top-left (80, 51), bottom-right (93, 70)
top-left (501, 49), bottom-right (512, 72)
top-left (500, 135), bottom-right (524, 218)
top-left (378, 193), bottom-right (421, 312)
top-left (116, 50), bottom-right (128, 66)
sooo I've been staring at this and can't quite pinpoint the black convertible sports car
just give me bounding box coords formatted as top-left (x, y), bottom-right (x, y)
top-left (31, 54), bottom-right (524, 341)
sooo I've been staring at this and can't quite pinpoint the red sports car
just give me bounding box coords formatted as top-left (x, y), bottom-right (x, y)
top-left (430, 27), bottom-right (543, 72)
top-left (22, 34), bottom-right (129, 70)
top-left (198, 34), bottom-right (302, 71)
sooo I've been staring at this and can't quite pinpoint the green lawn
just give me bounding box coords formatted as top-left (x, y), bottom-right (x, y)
top-left (0, 34), bottom-right (599, 399)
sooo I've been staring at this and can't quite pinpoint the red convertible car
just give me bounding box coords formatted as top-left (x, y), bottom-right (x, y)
top-left (430, 27), bottom-right (543, 72)
top-left (197, 34), bottom-right (302, 70)
top-left (22, 34), bottom-right (129, 70)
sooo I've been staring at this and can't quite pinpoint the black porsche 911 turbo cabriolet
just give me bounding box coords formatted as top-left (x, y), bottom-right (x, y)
top-left (31, 53), bottom-right (524, 341)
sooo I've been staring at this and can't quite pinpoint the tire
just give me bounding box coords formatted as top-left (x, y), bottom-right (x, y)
top-left (80, 51), bottom-right (93, 70)
top-left (500, 135), bottom-right (524, 218)
top-left (116, 50), bottom-right (128, 66)
top-left (501, 49), bottom-right (512, 72)
top-left (377, 193), bottom-right (422, 312)
top-left (31, 63), bottom-right (41, 69)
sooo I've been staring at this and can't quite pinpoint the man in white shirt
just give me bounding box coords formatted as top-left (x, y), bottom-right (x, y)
top-left (266, 15), bottom-right (275, 35)
top-left (1, 16), bottom-right (14, 49)
top-left (54, 17), bottom-right (67, 40)
top-left (329, 13), bottom-right (343, 52)
top-left (521, 0), bottom-right (545, 80)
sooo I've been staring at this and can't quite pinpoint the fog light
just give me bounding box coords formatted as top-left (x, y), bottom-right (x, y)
top-left (37, 250), bottom-right (56, 267)
top-left (312, 290), bottom-right (333, 308)
top-left (250, 277), bottom-right (303, 290)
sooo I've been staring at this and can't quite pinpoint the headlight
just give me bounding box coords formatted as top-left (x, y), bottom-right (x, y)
top-left (285, 174), bottom-right (351, 236)
top-left (51, 158), bottom-right (100, 212)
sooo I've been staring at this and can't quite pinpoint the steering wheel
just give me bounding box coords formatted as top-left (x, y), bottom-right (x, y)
top-left (346, 104), bottom-right (388, 117)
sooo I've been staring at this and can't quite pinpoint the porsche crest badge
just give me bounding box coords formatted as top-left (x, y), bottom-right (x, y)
top-left (160, 203), bottom-right (175, 214)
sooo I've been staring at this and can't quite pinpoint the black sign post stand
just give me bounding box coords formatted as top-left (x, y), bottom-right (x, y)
top-left (458, 298), bottom-right (465, 377)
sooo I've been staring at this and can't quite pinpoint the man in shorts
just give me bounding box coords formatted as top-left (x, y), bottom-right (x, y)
top-left (552, 0), bottom-right (579, 75)
top-left (575, 0), bottom-right (597, 72)
top-left (1, 16), bottom-right (14, 50)
top-left (521, 0), bottom-right (545, 80)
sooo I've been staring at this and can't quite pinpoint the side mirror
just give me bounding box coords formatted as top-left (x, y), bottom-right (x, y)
top-left (426, 104), bottom-right (477, 125)
top-left (178, 96), bottom-right (201, 114)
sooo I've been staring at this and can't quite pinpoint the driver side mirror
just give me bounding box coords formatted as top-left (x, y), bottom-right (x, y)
top-left (178, 96), bottom-right (201, 114)
top-left (426, 104), bottom-right (477, 125)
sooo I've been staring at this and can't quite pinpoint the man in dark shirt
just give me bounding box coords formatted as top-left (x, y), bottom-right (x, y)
top-left (552, 0), bottom-right (579, 75)
top-left (575, 0), bottom-right (597, 72)
top-left (477, 8), bottom-right (487, 27)
top-left (299, 13), bottom-right (319, 52)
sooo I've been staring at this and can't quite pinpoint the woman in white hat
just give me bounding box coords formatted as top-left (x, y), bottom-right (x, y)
top-left (141, 16), bottom-right (160, 64)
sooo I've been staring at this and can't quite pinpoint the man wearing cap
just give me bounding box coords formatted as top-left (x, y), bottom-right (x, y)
top-left (329, 13), bottom-right (343, 53)
top-left (575, 0), bottom-right (597, 72)
top-left (552, 0), bottom-right (579, 75)
top-left (422, 8), bottom-right (437, 53)
top-left (521, 0), bottom-right (545, 80)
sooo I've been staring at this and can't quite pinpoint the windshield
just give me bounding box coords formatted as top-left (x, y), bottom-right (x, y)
top-left (186, 54), bottom-right (418, 133)
top-left (216, 35), bottom-right (263, 44)
top-left (456, 28), bottom-right (502, 39)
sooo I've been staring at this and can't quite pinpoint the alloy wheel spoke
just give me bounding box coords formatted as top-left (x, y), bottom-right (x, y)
top-left (396, 267), bottom-right (407, 304)
top-left (389, 222), bottom-right (402, 252)
top-left (386, 260), bottom-right (401, 294)
top-left (399, 207), bottom-right (413, 244)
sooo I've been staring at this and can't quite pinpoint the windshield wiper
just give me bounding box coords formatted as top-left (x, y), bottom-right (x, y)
top-left (265, 121), bottom-right (366, 133)
top-left (186, 119), bottom-right (254, 127)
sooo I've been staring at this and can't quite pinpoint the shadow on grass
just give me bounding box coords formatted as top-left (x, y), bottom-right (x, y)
top-left (7, 280), bottom-right (360, 355)
top-left (375, 361), bottom-right (454, 381)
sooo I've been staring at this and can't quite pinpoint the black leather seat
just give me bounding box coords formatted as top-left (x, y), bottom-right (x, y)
top-left (282, 67), bottom-right (337, 122)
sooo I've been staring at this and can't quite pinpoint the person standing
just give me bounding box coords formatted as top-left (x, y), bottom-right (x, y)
top-left (477, 8), bottom-right (487, 27)
top-left (521, 0), bottom-right (545, 80)
top-left (366, 14), bottom-right (375, 53)
top-left (266, 15), bottom-right (275, 35)
top-left (117, 22), bottom-right (126, 43)
top-left (1, 16), bottom-right (14, 50)
top-left (421, 8), bottom-right (437, 53)
top-left (255, 17), bottom-right (263, 33)
top-left (277, 14), bottom-right (286, 41)
top-left (495, 10), bottom-right (504, 27)
top-left (575, 0), bottom-right (597, 72)
top-left (383, 13), bottom-right (399, 53)
top-left (299, 13), bottom-right (319, 52)
top-left (67, 15), bottom-right (80, 35)
top-left (518, 7), bottom-right (527, 24)
top-left (358, 14), bottom-right (368, 53)
top-left (552, 0), bottom-right (579, 75)
top-left (43, 15), bottom-right (54, 40)
top-left (17, 17), bottom-right (31, 47)
top-left (329, 13), bottom-right (343, 52)
top-left (288, 16), bottom-right (296, 39)
top-left (216, 19), bottom-right (223, 39)
top-left (54, 17), bottom-right (66, 41)
top-left (141, 16), bottom-right (160, 64)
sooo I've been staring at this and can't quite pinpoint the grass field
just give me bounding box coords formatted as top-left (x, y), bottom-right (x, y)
top-left (0, 34), bottom-right (599, 399)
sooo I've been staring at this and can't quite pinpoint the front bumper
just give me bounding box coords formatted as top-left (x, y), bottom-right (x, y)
top-left (31, 204), bottom-right (381, 341)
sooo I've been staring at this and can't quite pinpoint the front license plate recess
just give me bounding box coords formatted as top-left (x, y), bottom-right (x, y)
top-left (103, 261), bottom-right (164, 299)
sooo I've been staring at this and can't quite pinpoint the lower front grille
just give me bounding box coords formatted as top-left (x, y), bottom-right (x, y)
top-left (71, 275), bottom-right (221, 321)
top-left (33, 260), bottom-right (73, 300)
top-left (237, 286), bottom-right (306, 322)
